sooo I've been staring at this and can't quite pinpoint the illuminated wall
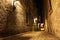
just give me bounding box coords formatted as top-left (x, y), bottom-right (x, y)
top-left (0, 0), bottom-right (37, 35)
top-left (45, 0), bottom-right (60, 39)
top-left (0, 0), bottom-right (27, 35)
top-left (51, 0), bottom-right (60, 39)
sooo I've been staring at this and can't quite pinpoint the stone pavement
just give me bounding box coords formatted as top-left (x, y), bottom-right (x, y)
top-left (0, 31), bottom-right (59, 40)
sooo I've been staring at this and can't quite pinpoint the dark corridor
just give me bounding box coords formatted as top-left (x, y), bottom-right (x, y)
top-left (34, 0), bottom-right (45, 23)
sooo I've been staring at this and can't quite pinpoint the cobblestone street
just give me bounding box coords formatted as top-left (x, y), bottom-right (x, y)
top-left (0, 31), bottom-right (59, 40)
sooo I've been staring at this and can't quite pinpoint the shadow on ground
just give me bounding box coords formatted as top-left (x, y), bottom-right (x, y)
top-left (2, 36), bottom-right (31, 40)
top-left (0, 34), bottom-right (31, 40)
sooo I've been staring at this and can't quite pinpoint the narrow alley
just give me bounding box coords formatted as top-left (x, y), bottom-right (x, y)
top-left (0, 0), bottom-right (60, 40)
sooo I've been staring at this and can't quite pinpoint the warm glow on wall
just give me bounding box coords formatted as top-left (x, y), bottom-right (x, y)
top-left (14, 1), bottom-right (23, 13)
top-left (34, 18), bottom-right (37, 23)
top-left (6, 0), bottom-right (13, 5)
top-left (14, 0), bottom-right (25, 24)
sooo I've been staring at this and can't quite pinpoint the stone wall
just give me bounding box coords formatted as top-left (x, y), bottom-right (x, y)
top-left (51, 0), bottom-right (60, 39)
top-left (0, 0), bottom-right (37, 36)
top-left (0, 0), bottom-right (29, 36)
top-left (0, 0), bottom-right (7, 31)
top-left (46, 0), bottom-right (60, 39)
